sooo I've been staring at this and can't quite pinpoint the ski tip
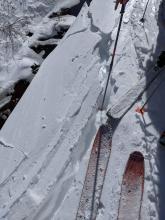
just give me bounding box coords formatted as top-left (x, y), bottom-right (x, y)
top-left (106, 110), bottom-right (110, 118)
top-left (106, 111), bottom-right (115, 121)
top-left (129, 151), bottom-right (144, 162)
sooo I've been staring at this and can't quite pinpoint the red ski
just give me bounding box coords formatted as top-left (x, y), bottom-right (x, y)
top-left (76, 120), bottom-right (112, 220)
top-left (117, 151), bottom-right (144, 220)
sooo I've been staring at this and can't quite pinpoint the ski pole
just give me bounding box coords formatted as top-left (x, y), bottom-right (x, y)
top-left (140, 0), bottom-right (150, 23)
top-left (136, 53), bottom-right (165, 114)
top-left (141, 77), bottom-right (165, 110)
top-left (100, 3), bottom-right (126, 110)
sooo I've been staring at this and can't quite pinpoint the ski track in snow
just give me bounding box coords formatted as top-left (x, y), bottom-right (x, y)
top-left (0, 0), bottom-right (164, 219)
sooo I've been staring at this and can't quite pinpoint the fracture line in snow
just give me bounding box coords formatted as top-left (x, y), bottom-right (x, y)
top-left (0, 140), bottom-right (13, 149)
top-left (0, 139), bottom-right (28, 158)
top-left (0, 157), bottom-right (27, 188)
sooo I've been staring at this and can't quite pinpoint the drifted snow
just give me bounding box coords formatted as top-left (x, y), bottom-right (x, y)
top-left (0, 0), bottom-right (164, 220)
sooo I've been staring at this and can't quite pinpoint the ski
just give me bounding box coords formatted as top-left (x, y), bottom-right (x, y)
top-left (107, 65), bottom-right (165, 119)
top-left (117, 151), bottom-right (144, 220)
top-left (76, 120), bottom-right (112, 220)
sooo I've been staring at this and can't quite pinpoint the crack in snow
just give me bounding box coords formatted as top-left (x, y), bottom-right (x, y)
top-left (0, 140), bottom-right (14, 149)
top-left (65, 27), bottom-right (88, 39)
top-left (0, 139), bottom-right (28, 159)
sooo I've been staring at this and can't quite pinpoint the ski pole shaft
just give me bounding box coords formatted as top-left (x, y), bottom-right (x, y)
top-left (100, 4), bottom-right (125, 110)
top-left (141, 66), bottom-right (165, 98)
top-left (140, 0), bottom-right (150, 22)
top-left (142, 77), bottom-right (165, 109)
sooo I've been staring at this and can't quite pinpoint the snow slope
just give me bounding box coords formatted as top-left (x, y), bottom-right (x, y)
top-left (0, 0), bottom-right (87, 128)
top-left (0, 0), bottom-right (165, 219)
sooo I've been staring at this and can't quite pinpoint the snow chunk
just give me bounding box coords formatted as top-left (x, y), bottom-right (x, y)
top-left (27, 189), bottom-right (44, 206)
top-left (95, 110), bottom-right (108, 129)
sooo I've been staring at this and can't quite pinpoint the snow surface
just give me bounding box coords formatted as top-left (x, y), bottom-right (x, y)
top-left (0, 0), bottom-right (165, 219)
top-left (0, 0), bottom-right (79, 110)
